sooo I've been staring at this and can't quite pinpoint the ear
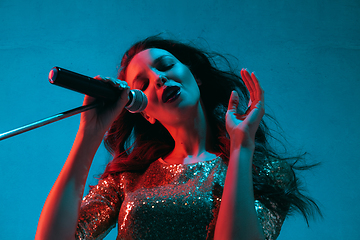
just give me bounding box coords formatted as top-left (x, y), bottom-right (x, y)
top-left (195, 78), bottom-right (202, 86)
top-left (141, 112), bottom-right (156, 124)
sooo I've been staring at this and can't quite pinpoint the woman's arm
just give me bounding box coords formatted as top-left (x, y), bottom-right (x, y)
top-left (214, 69), bottom-right (265, 240)
top-left (35, 77), bottom-right (130, 240)
top-left (35, 129), bottom-right (103, 240)
top-left (215, 144), bottom-right (264, 240)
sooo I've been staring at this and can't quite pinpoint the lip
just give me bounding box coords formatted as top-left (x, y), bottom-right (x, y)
top-left (162, 86), bottom-right (181, 103)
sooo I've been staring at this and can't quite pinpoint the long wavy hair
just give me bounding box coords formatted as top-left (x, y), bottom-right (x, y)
top-left (101, 35), bottom-right (321, 224)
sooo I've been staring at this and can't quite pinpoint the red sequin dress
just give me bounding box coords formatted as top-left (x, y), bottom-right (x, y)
top-left (76, 156), bottom-right (290, 240)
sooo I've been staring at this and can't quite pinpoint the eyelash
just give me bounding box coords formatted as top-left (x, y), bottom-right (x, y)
top-left (157, 63), bottom-right (174, 71)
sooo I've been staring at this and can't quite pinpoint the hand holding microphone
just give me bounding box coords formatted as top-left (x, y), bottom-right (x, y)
top-left (49, 67), bottom-right (148, 136)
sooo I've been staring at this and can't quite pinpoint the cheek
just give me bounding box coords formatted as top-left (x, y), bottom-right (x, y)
top-left (169, 63), bottom-right (194, 82)
top-left (143, 90), bottom-right (160, 114)
top-left (145, 89), bottom-right (158, 104)
top-left (181, 67), bottom-right (194, 81)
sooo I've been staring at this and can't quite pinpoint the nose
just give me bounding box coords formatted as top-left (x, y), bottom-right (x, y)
top-left (155, 74), bottom-right (167, 88)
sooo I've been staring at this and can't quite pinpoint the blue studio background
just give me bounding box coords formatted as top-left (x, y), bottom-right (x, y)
top-left (0, 0), bottom-right (359, 239)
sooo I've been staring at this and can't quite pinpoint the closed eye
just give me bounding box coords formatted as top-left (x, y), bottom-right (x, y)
top-left (154, 56), bottom-right (175, 71)
top-left (157, 63), bottom-right (174, 71)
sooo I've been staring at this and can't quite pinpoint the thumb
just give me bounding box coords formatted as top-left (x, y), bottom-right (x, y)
top-left (227, 91), bottom-right (239, 113)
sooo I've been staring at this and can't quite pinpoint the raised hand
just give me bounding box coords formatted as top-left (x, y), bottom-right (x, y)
top-left (226, 69), bottom-right (265, 149)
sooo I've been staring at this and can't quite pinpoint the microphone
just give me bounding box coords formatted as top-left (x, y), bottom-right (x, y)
top-left (48, 67), bottom-right (147, 113)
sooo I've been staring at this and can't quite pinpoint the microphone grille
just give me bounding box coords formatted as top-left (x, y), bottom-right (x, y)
top-left (126, 89), bottom-right (148, 113)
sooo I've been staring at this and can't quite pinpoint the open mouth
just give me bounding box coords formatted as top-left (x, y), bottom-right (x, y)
top-left (162, 86), bottom-right (181, 103)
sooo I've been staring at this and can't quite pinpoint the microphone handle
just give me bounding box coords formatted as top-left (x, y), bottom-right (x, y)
top-left (49, 67), bottom-right (120, 101)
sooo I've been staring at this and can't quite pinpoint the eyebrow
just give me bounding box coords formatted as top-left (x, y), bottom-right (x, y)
top-left (153, 55), bottom-right (168, 65)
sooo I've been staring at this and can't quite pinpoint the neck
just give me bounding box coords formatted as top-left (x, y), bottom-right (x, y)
top-left (162, 101), bottom-right (216, 164)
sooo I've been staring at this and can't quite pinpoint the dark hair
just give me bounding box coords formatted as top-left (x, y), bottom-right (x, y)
top-left (101, 35), bottom-right (321, 224)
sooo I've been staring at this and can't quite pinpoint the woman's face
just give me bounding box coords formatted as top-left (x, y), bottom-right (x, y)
top-left (125, 48), bottom-right (201, 126)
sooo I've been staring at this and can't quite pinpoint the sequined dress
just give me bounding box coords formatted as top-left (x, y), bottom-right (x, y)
top-left (76, 156), bottom-right (290, 240)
